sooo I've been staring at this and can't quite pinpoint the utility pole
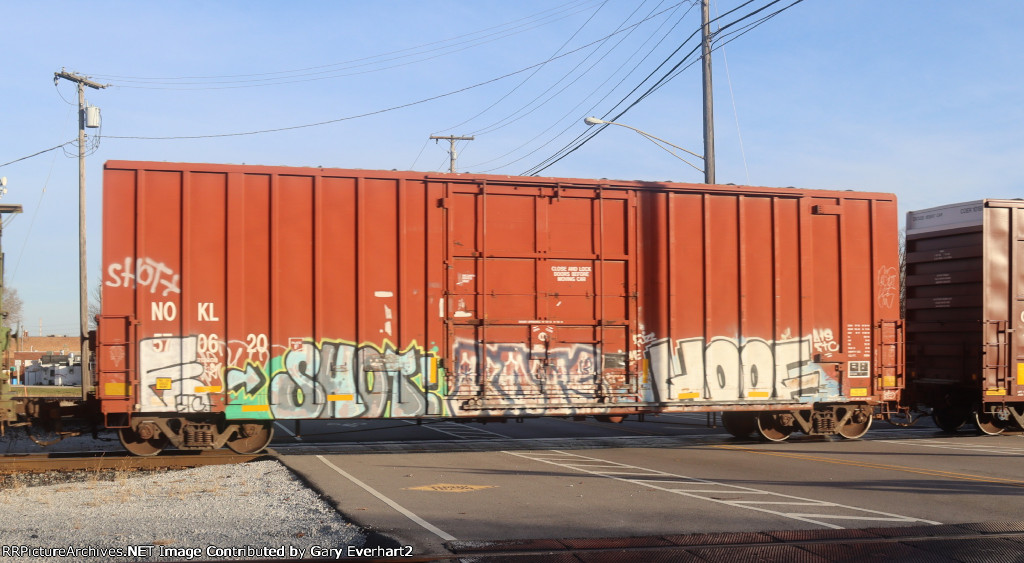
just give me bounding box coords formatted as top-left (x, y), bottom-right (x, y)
top-left (54, 69), bottom-right (107, 401)
top-left (0, 196), bottom-right (24, 383)
top-left (701, 0), bottom-right (716, 185)
top-left (429, 135), bottom-right (474, 173)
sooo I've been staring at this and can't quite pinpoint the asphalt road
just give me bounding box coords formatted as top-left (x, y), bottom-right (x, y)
top-left (270, 415), bottom-right (1024, 559)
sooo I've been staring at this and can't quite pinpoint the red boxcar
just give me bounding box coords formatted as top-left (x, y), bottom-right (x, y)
top-left (97, 162), bottom-right (902, 454)
top-left (905, 199), bottom-right (1024, 434)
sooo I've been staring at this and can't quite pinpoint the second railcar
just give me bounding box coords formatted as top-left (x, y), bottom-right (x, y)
top-left (96, 162), bottom-right (903, 454)
top-left (905, 199), bottom-right (1024, 434)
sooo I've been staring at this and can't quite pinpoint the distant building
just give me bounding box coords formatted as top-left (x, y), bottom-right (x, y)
top-left (7, 333), bottom-right (81, 385)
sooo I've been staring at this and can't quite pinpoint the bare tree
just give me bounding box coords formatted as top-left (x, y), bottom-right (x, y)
top-left (2, 286), bottom-right (23, 333)
top-left (899, 230), bottom-right (906, 317)
top-left (88, 281), bottom-right (102, 330)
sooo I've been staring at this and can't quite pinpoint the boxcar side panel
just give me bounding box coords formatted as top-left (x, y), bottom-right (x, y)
top-left (639, 191), bottom-right (900, 407)
top-left (98, 162), bottom-right (901, 423)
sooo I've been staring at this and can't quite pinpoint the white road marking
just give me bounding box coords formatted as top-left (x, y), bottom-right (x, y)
top-left (274, 421), bottom-right (302, 441)
top-left (505, 450), bottom-right (940, 529)
top-left (879, 439), bottom-right (1024, 455)
top-left (407, 420), bottom-right (512, 440)
top-left (316, 455), bottom-right (456, 541)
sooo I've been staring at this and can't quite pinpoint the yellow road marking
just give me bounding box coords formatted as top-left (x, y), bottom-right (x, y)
top-left (712, 444), bottom-right (1024, 488)
top-left (405, 483), bottom-right (496, 493)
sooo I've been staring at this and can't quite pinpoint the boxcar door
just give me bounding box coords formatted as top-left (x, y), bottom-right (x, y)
top-left (444, 181), bottom-right (638, 414)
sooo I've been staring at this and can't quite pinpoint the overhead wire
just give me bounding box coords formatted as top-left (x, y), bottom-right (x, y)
top-left (408, 138), bottom-right (431, 171)
top-left (434, 0), bottom-right (612, 136)
top-left (520, 36), bottom-right (705, 175)
top-left (53, 81), bottom-right (76, 105)
top-left (714, 0), bottom-right (751, 184)
top-left (90, 0), bottom-right (594, 82)
top-left (519, 1), bottom-right (724, 175)
top-left (655, 0), bottom-right (802, 88)
top-left (466, 0), bottom-right (652, 138)
top-left (522, 0), bottom-right (802, 176)
top-left (92, 1), bottom-right (605, 90)
top-left (9, 106), bottom-right (76, 285)
top-left (0, 142), bottom-right (76, 169)
top-left (99, 2), bottom-right (688, 141)
top-left (465, 1), bottom-right (696, 172)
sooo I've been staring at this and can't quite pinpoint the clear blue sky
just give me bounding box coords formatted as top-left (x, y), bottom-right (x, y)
top-left (3, 1), bottom-right (1023, 336)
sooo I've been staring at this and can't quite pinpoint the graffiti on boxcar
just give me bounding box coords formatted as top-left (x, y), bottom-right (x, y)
top-left (451, 338), bottom-right (598, 398)
top-left (105, 257), bottom-right (182, 296)
top-left (812, 328), bottom-right (839, 357)
top-left (877, 265), bottom-right (898, 309)
top-left (224, 339), bottom-right (445, 419)
top-left (138, 336), bottom-right (217, 413)
top-left (644, 334), bottom-right (837, 403)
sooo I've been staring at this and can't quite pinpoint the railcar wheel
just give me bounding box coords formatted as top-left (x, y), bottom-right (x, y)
top-left (722, 412), bottom-right (757, 438)
top-left (227, 423), bottom-right (274, 454)
top-left (837, 408), bottom-right (873, 439)
top-left (756, 413), bottom-right (793, 442)
top-left (119, 427), bottom-right (168, 456)
top-left (931, 408), bottom-right (967, 433)
top-left (974, 412), bottom-right (1006, 436)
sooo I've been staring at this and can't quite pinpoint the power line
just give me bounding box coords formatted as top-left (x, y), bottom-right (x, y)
top-left (92, 0), bottom-right (594, 81)
top-left (91, 1), bottom-right (604, 90)
top-left (714, 0), bottom-right (751, 185)
top-left (100, 3), bottom-right (688, 141)
top-left (0, 142), bottom-right (76, 168)
top-left (520, 36), bottom-right (706, 175)
top-left (464, 1), bottom-right (696, 172)
top-left (434, 0), bottom-right (612, 136)
top-left (522, 0), bottom-right (803, 177)
top-left (519, 2), bottom-right (721, 175)
top-left (465, 0), bottom-right (654, 138)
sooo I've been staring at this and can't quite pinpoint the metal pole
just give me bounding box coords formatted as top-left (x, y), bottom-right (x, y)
top-left (701, 0), bottom-right (716, 185)
top-left (0, 204), bottom-right (24, 383)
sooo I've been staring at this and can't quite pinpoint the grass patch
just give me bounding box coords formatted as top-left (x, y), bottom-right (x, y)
top-left (8, 385), bottom-right (84, 398)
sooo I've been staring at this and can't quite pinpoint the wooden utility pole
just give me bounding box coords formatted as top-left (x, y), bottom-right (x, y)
top-left (54, 69), bottom-right (107, 401)
top-left (701, 0), bottom-right (716, 185)
top-left (429, 135), bottom-right (474, 173)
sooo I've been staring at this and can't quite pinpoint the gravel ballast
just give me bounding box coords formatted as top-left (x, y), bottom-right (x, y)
top-left (0, 459), bottom-right (367, 562)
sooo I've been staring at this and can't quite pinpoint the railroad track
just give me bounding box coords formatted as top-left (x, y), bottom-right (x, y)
top-left (0, 450), bottom-right (266, 474)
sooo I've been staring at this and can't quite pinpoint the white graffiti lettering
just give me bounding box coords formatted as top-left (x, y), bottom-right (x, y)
top-left (106, 257), bottom-right (181, 296)
top-left (645, 335), bottom-right (834, 403)
top-left (812, 328), bottom-right (840, 356)
top-left (877, 266), bottom-right (898, 309)
top-left (138, 336), bottom-right (211, 413)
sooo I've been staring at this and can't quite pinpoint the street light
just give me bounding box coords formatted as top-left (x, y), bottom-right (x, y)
top-left (583, 117), bottom-right (704, 175)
